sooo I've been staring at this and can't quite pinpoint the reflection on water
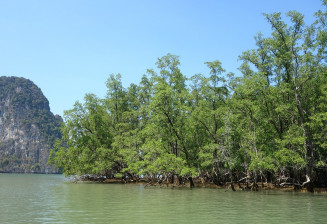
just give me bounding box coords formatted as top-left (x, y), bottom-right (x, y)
top-left (1, 174), bottom-right (327, 223)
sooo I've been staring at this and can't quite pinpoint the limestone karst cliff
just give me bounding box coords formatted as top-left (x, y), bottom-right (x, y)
top-left (0, 76), bottom-right (62, 173)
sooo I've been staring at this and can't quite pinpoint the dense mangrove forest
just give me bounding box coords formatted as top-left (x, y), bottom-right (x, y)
top-left (49, 3), bottom-right (327, 192)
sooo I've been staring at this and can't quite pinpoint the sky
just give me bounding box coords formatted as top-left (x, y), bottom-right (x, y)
top-left (0, 0), bottom-right (324, 117)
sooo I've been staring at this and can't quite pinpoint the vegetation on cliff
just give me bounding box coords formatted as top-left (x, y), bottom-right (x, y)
top-left (0, 77), bottom-right (62, 173)
top-left (50, 3), bottom-right (327, 191)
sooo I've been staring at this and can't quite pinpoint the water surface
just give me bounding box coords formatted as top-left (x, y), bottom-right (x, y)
top-left (1, 174), bottom-right (326, 223)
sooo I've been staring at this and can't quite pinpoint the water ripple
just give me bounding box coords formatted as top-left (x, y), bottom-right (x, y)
top-left (1, 174), bottom-right (327, 224)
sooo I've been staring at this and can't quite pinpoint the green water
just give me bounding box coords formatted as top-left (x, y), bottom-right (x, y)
top-left (1, 174), bottom-right (327, 223)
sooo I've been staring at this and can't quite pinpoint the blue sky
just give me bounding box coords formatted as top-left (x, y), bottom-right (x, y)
top-left (0, 0), bottom-right (323, 117)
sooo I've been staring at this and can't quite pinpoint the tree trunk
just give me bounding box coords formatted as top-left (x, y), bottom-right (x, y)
top-left (188, 177), bottom-right (195, 188)
top-left (294, 78), bottom-right (314, 192)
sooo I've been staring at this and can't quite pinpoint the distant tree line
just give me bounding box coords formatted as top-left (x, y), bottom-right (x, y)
top-left (49, 3), bottom-right (327, 192)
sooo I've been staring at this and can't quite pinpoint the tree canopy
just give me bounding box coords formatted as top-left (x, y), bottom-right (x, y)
top-left (49, 3), bottom-right (327, 191)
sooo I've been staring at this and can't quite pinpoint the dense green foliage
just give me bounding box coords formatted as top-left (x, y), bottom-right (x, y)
top-left (50, 3), bottom-right (327, 191)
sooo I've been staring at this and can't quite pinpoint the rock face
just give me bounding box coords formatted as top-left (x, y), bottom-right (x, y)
top-left (0, 76), bottom-right (62, 173)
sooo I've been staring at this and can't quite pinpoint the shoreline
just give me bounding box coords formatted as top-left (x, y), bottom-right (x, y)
top-left (2, 173), bottom-right (326, 193)
top-left (75, 177), bottom-right (327, 193)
